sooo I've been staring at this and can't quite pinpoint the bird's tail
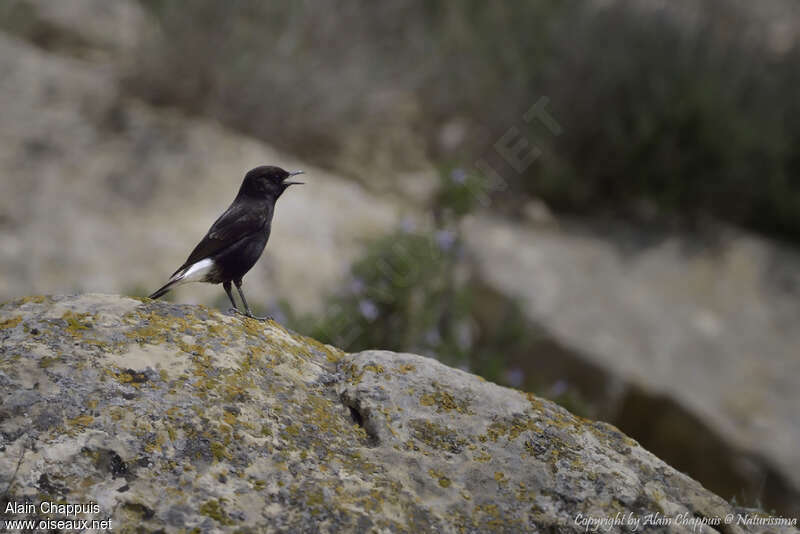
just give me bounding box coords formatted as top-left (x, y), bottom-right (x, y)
top-left (148, 280), bottom-right (176, 300)
top-left (148, 259), bottom-right (213, 300)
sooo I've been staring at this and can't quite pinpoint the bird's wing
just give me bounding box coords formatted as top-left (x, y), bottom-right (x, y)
top-left (172, 200), bottom-right (268, 276)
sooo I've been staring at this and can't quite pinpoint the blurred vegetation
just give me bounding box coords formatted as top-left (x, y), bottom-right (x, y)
top-left (283, 167), bottom-right (591, 415)
top-left (132, 0), bottom-right (800, 243)
top-left (287, 229), bottom-right (471, 363)
top-left (286, 168), bottom-right (482, 366)
top-left (529, 4), bottom-right (800, 241)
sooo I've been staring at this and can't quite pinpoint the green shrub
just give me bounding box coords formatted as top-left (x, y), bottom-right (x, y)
top-left (133, 0), bottom-right (800, 242)
top-left (289, 229), bottom-right (469, 364)
top-left (522, 4), bottom-right (800, 240)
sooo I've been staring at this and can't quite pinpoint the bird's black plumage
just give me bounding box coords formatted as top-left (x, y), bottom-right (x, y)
top-left (149, 165), bottom-right (304, 320)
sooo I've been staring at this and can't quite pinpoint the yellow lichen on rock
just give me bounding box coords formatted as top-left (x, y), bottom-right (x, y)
top-left (0, 295), bottom-right (782, 533)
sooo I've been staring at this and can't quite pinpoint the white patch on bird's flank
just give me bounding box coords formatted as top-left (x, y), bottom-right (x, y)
top-left (175, 258), bottom-right (214, 285)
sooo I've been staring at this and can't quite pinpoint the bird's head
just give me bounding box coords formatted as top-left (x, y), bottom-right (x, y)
top-left (239, 166), bottom-right (304, 200)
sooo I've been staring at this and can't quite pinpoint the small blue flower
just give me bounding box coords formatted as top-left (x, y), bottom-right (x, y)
top-left (549, 380), bottom-right (568, 397)
top-left (451, 168), bottom-right (467, 184)
top-left (455, 322), bottom-right (473, 350)
top-left (358, 299), bottom-right (379, 321)
top-left (435, 229), bottom-right (457, 251)
top-left (400, 217), bottom-right (416, 233)
top-left (348, 277), bottom-right (365, 295)
top-left (424, 328), bottom-right (442, 346)
top-left (505, 367), bottom-right (525, 388)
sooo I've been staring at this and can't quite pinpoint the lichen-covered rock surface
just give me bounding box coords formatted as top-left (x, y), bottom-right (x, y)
top-left (0, 295), bottom-right (794, 533)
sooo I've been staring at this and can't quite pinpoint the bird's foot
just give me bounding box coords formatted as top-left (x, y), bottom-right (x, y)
top-left (229, 307), bottom-right (272, 322)
top-left (247, 313), bottom-right (274, 322)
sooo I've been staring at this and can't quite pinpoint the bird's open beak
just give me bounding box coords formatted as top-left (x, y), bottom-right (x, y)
top-left (284, 170), bottom-right (305, 186)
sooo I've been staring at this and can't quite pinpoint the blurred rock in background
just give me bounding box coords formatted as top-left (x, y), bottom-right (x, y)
top-left (1, 0), bottom-right (799, 517)
top-left (464, 215), bottom-right (800, 516)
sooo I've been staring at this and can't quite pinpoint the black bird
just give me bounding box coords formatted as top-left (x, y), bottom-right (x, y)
top-left (149, 165), bottom-right (304, 320)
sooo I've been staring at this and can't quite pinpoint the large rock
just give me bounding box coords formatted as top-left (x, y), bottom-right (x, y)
top-left (463, 215), bottom-right (800, 517)
top-left (0, 32), bottom-right (406, 315)
top-left (0, 0), bottom-right (149, 61)
top-left (0, 294), bottom-right (796, 533)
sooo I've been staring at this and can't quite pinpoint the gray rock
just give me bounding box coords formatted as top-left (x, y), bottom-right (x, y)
top-left (1, 294), bottom-right (795, 533)
top-left (463, 214), bottom-right (800, 517)
top-left (4, 0), bottom-right (149, 60)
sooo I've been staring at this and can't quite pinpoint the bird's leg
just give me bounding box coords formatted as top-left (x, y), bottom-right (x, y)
top-left (234, 279), bottom-right (272, 321)
top-left (223, 280), bottom-right (241, 315)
